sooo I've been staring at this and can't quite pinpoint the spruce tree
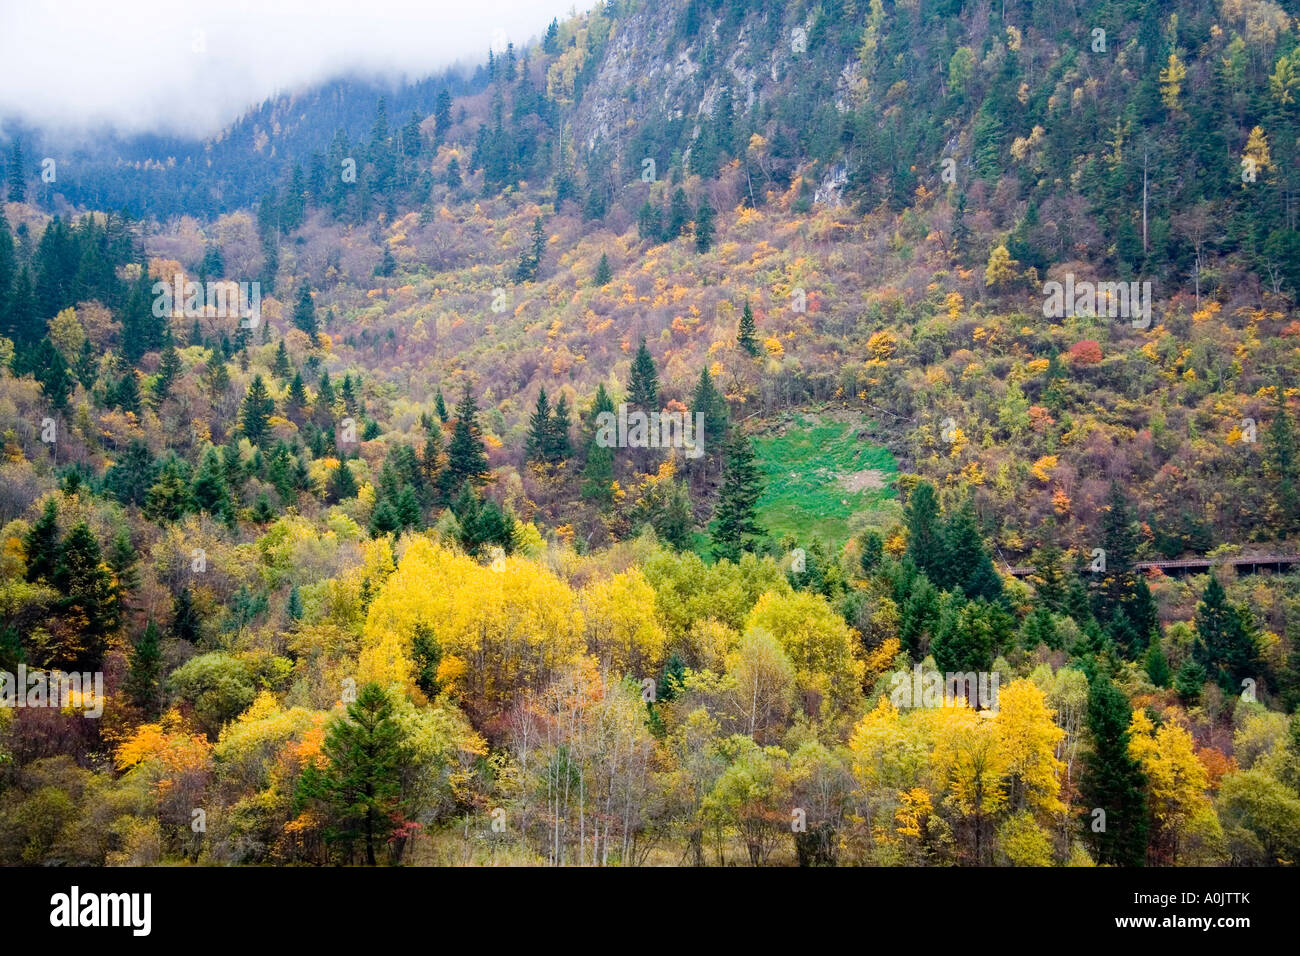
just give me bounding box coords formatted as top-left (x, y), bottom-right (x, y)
top-left (1093, 482), bottom-right (1138, 625)
top-left (1145, 643), bottom-right (1171, 687)
top-left (1080, 671), bottom-right (1149, 866)
top-left (23, 498), bottom-right (60, 582)
top-left (712, 432), bottom-right (764, 562)
top-left (434, 388), bottom-right (449, 422)
top-left (628, 339), bottom-right (659, 412)
top-left (434, 91), bottom-right (453, 141)
top-left (1194, 576), bottom-right (1259, 694)
top-left (105, 440), bottom-right (156, 507)
top-left (1266, 398), bottom-right (1299, 533)
top-left (594, 252), bottom-right (612, 286)
top-left (330, 460), bottom-right (359, 502)
top-left (6, 140), bottom-right (26, 203)
top-left (581, 383), bottom-right (616, 504)
top-left (126, 620), bottom-right (163, 717)
top-left (525, 388), bottom-right (552, 464)
top-left (172, 586), bottom-right (202, 644)
top-left (0, 210), bottom-right (14, 327)
top-left (440, 385), bottom-right (490, 500)
top-left (285, 371), bottom-right (308, 420)
top-left (154, 340), bottom-right (182, 401)
top-left (547, 394), bottom-right (573, 463)
top-left (107, 529), bottom-right (140, 610)
top-left (691, 366), bottom-right (729, 453)
top-left (293, 282), bottom-right (319, 338)
top-left (143, 458), bottom-right (195, 523)
top-left (668, 187), bottom-right (691, 237)
top-left (294, 683), bottom-right (412, 865)
top-left (272, 340), bottom-right (291, 378)
top-left (737, 299), bottom-right (759, 356)
top-left (240, 374), bottom-right (275, 446)
top-left (942, 498), bottom-right (1002, 601)
top-left (53, 521), bottom-right (118, 668)
top-left (192, 447), bottom-right (233, 520)
top-left (695, 199), bottom-right (716, 252)
top-left (904, 481), bottom-right (945, 584)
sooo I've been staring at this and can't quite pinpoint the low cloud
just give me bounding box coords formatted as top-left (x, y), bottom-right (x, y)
top-left (0, 0), bottom-right (591, 138)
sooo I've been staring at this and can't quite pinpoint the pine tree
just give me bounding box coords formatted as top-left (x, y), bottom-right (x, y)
top-left (285, 371), bottom-right (308, 421)
top-left (1266, 398), bottom-right (1299, 533)
top-left (6, 140), bottom-right (26, 203)
top-left (904, 481), bottom-right (946, 584)
top-left (950, 191), bottom-right (970, 262)
top-left (628, 339), bottom-right (659, 412)
top-left (594, 252), bottom-right (612, 286)
top-left (154, 340), bottom-right (182, 401)
top-left (240, 374), bottom-right (275, 446)
top-left (668, 187), bottom-right (691, 237)
top-left (547, 394), bottom-right (573, 463)
top-left (695, 199), bottom-right (716, 252)
top-left (1194, 576), bottom-right (1260, 694)
top-left (420, 418), bottom-right (444, 494)
top-left (434, 388), bottom-right (449, 422)
top-left (434, 91), bottom-right (453, 142)
top-left (293, 282), bottom-right (319, 338)
top-left (1080, 671), bottom-right (1149, 866)
top-left (53, 521), bottom-right (118, 667)
top-left (23, 498), bottom-right (60, 582)
top-left (525, 388), bottom-right (552, 463)
top-left (582, 383), bottom-right (617, 504)
top-left (0, 210), bottom-right (15, 328)
top-left (114, 368), bottom-right (141, 414)
top-left (172, 586), bottom-right (201, 644)
top-left (1145, 643), bottom-right (1171, 687)
top-left (440, 385), bottom-right (491, 500)
top-left (205, 348), bottom-right (230, 397)
top-left (251, 493), bottom-right (275, 524)
top-left (369, 498), bottom-right (402, 537)
top-left (515, 216), bottom-right (546, 282)
top-left (126, 620), bottom-right (163, 717)
top-left (1029, 544), bottom-right (1066, 611)
top-left (294, 683), bottom-right (412, 865)
top-left (317, 370), bottom-right (336, 414)
top-left (143, 458), bottom-right (195, 523)
top-left (691, 366), bottom-right (729, 447)
top-left (330, 460), bottom-right (359, 502)
top-left (105, 440), bottom-right (156, 507)
top-left (272, 340), bottom-right (291, 378)
top-left (737, 299), bottom-right (759, 356)
top-left (32, 337), bottom-right (72, 409)
top-left (287, 585), bottom-right (304, 621)
top-left (340, 374), bottom-right (359, 415)
top-left (1093, 482), bottom-right (1138, 627)
top-left (712, 432), bottom-right (763, 562)
top-left (107, 529), bottom-right (140, 610)
top-left (638, 201), bottom-right (663, 242)
top-left (192, 447), bottom-right (233, 521)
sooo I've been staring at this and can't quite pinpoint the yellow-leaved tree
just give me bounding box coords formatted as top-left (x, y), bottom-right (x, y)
top-left (359, 537), bottom-right (585, 722)
top-left (744, 590), bottom-right (865, 718)
top-left (1128, 710), bottom-right (1224, 864)
top-left (580, 568), bottom-right (667, 679)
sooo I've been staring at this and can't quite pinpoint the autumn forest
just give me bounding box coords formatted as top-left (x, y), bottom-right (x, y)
top-left (0, 0), bottom-right (1299, 874)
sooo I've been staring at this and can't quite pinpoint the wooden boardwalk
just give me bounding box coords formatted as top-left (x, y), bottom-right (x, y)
top-left (1004, 554), bottom-right (1300, 578)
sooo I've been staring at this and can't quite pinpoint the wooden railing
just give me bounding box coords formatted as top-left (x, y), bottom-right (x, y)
top-left (1004, 554), bottom-right (1300, 577)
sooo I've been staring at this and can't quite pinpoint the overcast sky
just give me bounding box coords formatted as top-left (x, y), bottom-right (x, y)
top-left (0, 0), bottom-right (594, 139)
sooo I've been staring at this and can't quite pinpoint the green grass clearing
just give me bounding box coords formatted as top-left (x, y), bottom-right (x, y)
top-left (749, 412), bottom-right (901, 551)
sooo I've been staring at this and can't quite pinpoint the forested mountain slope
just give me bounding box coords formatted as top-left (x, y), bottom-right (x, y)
top-left (0, 0), bottom-right (1297, 867)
